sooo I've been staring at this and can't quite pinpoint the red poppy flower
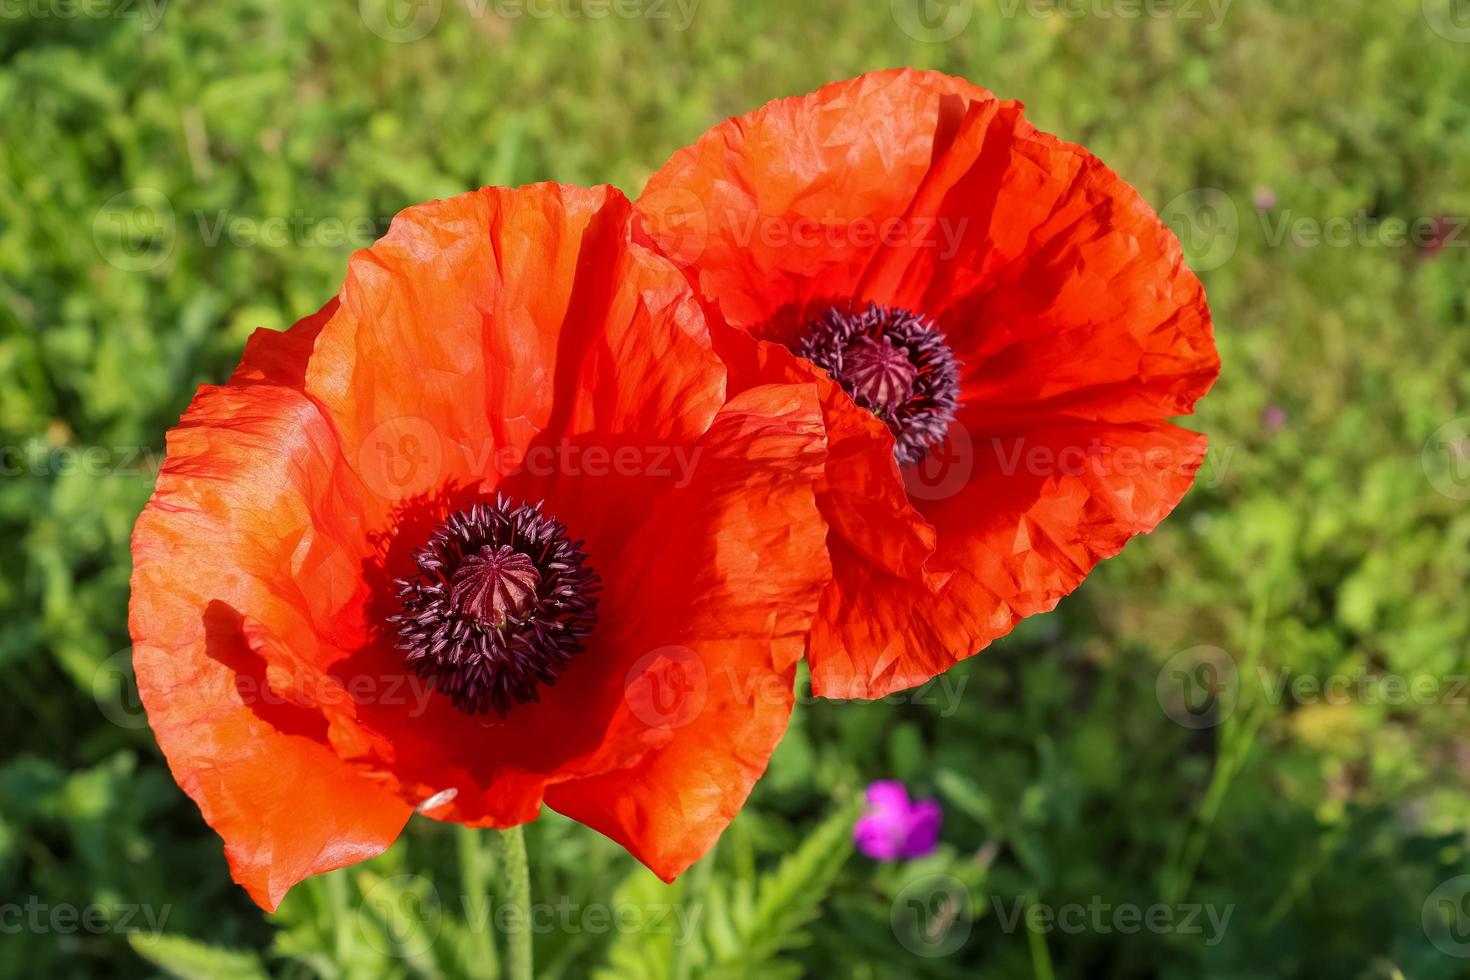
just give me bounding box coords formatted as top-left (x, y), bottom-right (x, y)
top-left (129, 183), bottom-right (832, 910)
top-left (635, 69), bottom-right (1219, 699)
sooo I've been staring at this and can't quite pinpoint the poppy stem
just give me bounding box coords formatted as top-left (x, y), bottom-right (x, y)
top-left (458, 825), bottom-right (500, 975)
top-left (498, 825), bottom-right (533, 980)
top-left (670, 837), bottom-right (716, 980)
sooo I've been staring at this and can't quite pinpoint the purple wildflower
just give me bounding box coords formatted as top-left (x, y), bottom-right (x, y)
top-left (853, 781), bottom-right (942, 860)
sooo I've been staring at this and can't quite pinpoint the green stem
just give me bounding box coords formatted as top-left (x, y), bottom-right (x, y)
top-left (670, 840), bottom-right (716, 980)
top-left (1024, 894), bottom-right (1056, 980)
top-left (459, 825), bottom-right (500, 978)
top-left (325, 869), bottom-right (350, 969)
top-left (1162, 584), bottom-right (1271, 904)
top-left (498, 825), bottom-right (533, 980)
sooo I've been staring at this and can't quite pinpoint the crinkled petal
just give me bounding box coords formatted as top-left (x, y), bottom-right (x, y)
top-left (811, 421), bottom-right (1207, 697)
top-left (544, 383), bottom-right (830, 879)
top-left (304, 183), bottom-right (726, 532)
top-left (129, 382), bottom-right (411, 911)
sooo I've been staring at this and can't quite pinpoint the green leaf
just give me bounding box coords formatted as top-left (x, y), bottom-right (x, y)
top-left (591, 866), bottom-right (685, 980)
top-left (934, 768), bottom-right (998, 830)
top-left (127, 933), bottom-right (269, 980)
top-left (736, 798), bottom-right (860, 964)
top-left (594, 800), bottom-right (859, 980)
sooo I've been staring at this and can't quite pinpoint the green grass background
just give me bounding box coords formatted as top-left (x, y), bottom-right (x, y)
top-left (2, 0), bottom-right (1469, 976)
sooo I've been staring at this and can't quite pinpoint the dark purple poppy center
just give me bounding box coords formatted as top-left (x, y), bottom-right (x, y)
top-left (794, 303), bottom-right (961, 466)
top-left (390, 497), bottom-right (599, 717)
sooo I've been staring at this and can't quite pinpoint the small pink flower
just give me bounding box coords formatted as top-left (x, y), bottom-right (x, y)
top-left (1253, 187), bottom-right (1278, 210)
top-left (1262, 405), bottom-right (1288, 431)
top-left (854, 781), bottom-right (942, 860)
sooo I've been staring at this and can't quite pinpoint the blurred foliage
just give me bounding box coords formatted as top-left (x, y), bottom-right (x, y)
top-left (2, 0), bottom-right (1469, 976)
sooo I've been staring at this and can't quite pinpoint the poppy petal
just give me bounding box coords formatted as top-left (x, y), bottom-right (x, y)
top-left (811, 421), bottom-right (1208, 697)
top-left (855, 85), bottom-right (1217, 427)
top-left (129, 382), bottom-right (411, 911)
top-left (545, 382), bottom-right (830, 879)
top-left (231, 297), bottom-right (338, 390)
top-left (301, 183), bottom-right (726, 529)
top-left (637, 69), bottom-right (975, 340)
